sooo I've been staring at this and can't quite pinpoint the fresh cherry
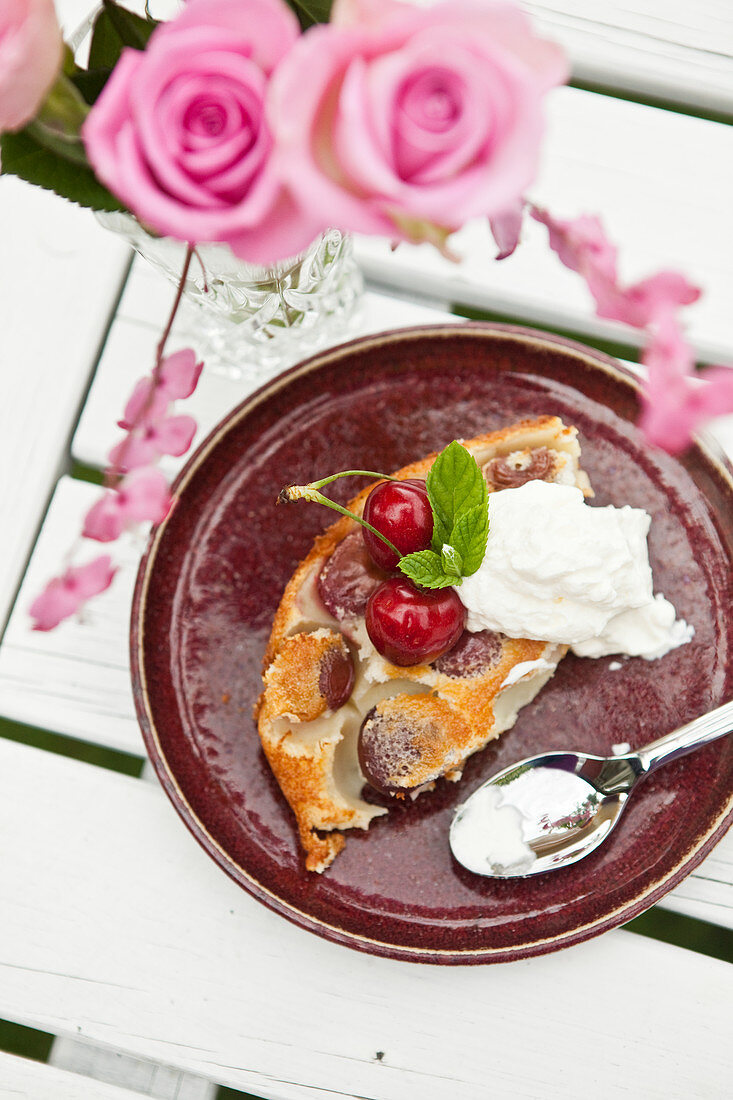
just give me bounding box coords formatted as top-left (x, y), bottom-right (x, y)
top-left (365, 577), bottom-right (466, 666)
top-left (362, 479), bottom-right (433, 571)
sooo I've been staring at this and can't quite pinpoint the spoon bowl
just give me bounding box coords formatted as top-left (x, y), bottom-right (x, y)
top-left (450, 700), bottom-right (733, 878)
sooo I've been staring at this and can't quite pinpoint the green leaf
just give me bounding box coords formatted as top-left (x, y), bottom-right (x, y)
top-left (0, 130), bottom-right (125, 212)
top-left (426, 440), bottom-right (488, 553)
top-left (89, 1), bottom-right (158, 69)
top-left (441, 544), bottom-right (463, 577)
top-left (70, 68), bottom-right (113, 106)
top-left (450, 503), bottom-right (490, 577)
top-left (284, 0), bottom-right (333, 30)
top-left (398, 550), bottom-right (455, 589)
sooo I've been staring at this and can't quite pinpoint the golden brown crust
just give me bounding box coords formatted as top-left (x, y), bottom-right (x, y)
top-left (262, 629), bottom-right (351, 723)
top-left (257, 416), bottom-right (590, 872)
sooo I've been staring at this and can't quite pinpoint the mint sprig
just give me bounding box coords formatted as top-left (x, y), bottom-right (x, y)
top-left (398, 441), bottom-right (489, 589)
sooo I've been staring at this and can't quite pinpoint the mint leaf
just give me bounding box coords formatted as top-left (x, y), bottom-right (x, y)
top-left (441, 544), bottom-right (463, 577)
top-left (450, 502), bottom-right (489, 576)
top-left (398, 550), bottom-right (455, 589)
top-left (0, 130), bottom-right (124, 211)
top-left (426, 440), bottom-right (487, 553)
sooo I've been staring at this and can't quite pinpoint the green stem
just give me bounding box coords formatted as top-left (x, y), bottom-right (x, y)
top-left (307, 469), bottom-right (398, 491)
top-left (278, 484), bottom-right (402, 560)
top-left (27, 69), bottom-right (91, 166)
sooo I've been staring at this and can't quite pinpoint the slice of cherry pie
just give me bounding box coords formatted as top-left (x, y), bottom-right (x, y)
top-left (256, 416), bottom-right (592, 871)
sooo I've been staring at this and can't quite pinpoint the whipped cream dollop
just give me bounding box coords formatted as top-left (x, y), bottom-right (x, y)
top-left (457, 481), bottom-right (693, 660)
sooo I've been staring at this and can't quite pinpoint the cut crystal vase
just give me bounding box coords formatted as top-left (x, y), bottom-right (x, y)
top-left (98, 212), bottom-right (365, 382)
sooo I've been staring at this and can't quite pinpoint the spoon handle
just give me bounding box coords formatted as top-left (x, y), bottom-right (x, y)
top-left (636, 699), bottom-right (733, 774)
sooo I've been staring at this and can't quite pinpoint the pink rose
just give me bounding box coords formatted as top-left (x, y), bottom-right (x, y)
top-left (82, 0), bottom-right (323, 264)
top-left (0, 0), bottom-right (63, 132)
top-left (270, 0), bottom-right (567, 246)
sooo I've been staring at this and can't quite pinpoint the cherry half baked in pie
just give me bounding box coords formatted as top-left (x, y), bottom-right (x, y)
top-left (256, 416), bottom-right (592, 871)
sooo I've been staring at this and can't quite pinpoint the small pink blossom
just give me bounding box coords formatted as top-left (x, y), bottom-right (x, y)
top-left (119, 379), bottom-right (171, 430)
top-left (158, 348), bottom-right (204, 399)
top-left (530, 206), bottom-right (700, 327)
top-left (639, 318), bottom-right (733, 453)
top-left (83, 469), bottom-right (172, 543)
top-left (0, 0), bottom-right (63, 133)
top-left (82, 0), bottom-right (322, 263)
top-left (118, 350), bottom-right (204, 430)
top-left (270, 0), bottom-right (567, 247)
top-left (601, 270), bottom-right (700, 328)
top-left (29, 555), bottom-right (116, 631)
top-left (109, 415), bottom-right (197, 471)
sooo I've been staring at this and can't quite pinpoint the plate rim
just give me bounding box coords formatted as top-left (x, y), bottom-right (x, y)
top-left (131, 321), bottom-right (733, 964)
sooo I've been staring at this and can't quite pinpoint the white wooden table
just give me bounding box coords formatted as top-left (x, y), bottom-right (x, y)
top-left (1, 2), bottom-right (732, 1098)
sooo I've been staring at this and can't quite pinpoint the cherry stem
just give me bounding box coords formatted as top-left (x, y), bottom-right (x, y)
top-left (278, 483), bottom-right (402, 560)
top-left (305, 469), bottom-right (398, 491)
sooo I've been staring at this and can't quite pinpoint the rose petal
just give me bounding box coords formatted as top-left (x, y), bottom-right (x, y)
top-left (0, 0), bottom-right (64, 132)
top-left (161, 0), bottom-right (301, 74)
top-left (489, 198), bottom-right (525, 259)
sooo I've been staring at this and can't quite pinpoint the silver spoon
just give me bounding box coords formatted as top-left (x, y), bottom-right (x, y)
top-left (449, 699), bottom-right (733, 878)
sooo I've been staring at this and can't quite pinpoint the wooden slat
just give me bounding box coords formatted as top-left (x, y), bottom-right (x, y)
top-left (356, 86), bottom-right (733, 365)
top-left (525, 0), bottom-right (733, 114)
top-left (0, 474), bottom-right (731, 933)
top-left (0, 181), bottom-right (129, 629)
top-left (0, 737), bottom-right (730, 1100)
top-left (0, 1050), bottom-right (149, 1100)
top-left (48, 1037), bottom-right (216, 1100)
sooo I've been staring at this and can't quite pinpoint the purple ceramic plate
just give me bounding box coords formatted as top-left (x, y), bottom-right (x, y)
top-left (131, 324), bottom-right (733, 964)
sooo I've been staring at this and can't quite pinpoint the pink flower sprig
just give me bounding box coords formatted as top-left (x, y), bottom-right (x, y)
top-left (108, 348), bottom-right (201, 473)
top-left (639, 317), bottom-right (733, 454)
top-left (527, 205), bottom-right (733, 452)
top-left (30, 250), bottom-right (203, 631)
top-left (529, 206), bottom-right (700, 327)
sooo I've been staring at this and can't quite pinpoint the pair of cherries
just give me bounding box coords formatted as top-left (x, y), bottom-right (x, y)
top-left (361, 479), bottom-right (465, 666)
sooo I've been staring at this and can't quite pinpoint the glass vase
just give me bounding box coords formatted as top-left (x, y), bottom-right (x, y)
top-left (98, 212), bottom-right (364, 382)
